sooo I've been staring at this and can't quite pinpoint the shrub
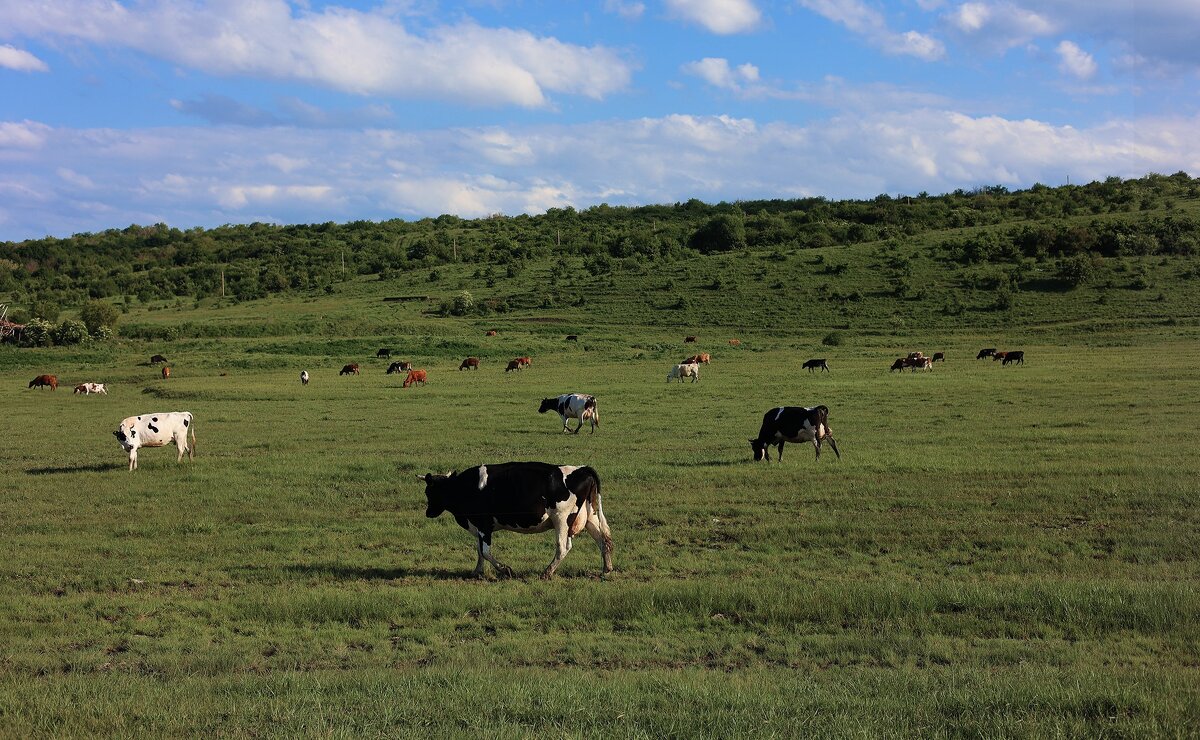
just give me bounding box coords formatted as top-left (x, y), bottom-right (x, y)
top-left (91, 325), bottom-right (116, 341)
top-left (52, 319), bottom-right (89, 345)
top-left (29, 299), bottom-right (60, 322)
top-left (1057, 253), bottom-right (1097, 288)
top-left (822, 331), bottom-right (845, 347)
top-left (80, 300), bottom-right (120, 336)
top-left (20, 318), bottom-right (54, 347)
top-left (451, 291), bottom-right (474, 316)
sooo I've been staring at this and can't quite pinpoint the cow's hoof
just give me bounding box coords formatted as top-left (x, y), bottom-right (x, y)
top-left (473, 570), bottom-right (486, 580)
top-left (497, 566), bottom-right (515, 578)
top-left (540, 571), bottom-right (555, 580)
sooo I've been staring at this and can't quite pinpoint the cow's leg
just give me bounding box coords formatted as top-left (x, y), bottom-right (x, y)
top-left (477, 533), bottom-right (513, 578)
top-left (542, 515), bottom-right (573, 579)
top-left (472, 536), bottom-right (486, 578)
top-left (560, 414), bottom-right (570, 433)
top-left (129, 450), bottom-right (137, 471)
top-left (813, 438), bottom-right (821, 459)
top-left (573, 416), bottom-right (584, 434)
top-left (584, 504), bottom-right (614, 574)
top-left (776, 443), bottom-right (785, 462)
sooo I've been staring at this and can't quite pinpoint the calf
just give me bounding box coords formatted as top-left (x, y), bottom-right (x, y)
top-left (161, 366), bottom-right (171, 380)
top-left (976, 348), bottom-right (997, 359)
top-left (29, 374), bottom-right (58, 390)
top-left (418, 462), bottom-right (613, 579)
top-left (485, 330), bottom-right (498, 337)
top-left (1003, 350), bottom-right (1025, 365)
top-left (340, 363), bottom-right (360, 376)
top-left (300, 370), bottom-right (310, 385)
top-left (538, 394), bottom-right (599, 434)
top-left (667, 362), bottom-right (700, 383)
top-left (750, 406), bottom-right (840, 462)
top-left (386, 361), bottom-right (412, 374)
top-left (403, 369), bottom-right (427, 388)
top-left (932, 352), bottom-right (945, 363)
top-left (459, 357), bottom-right (480, 371)
top-left (728, 338), bottom-right (741, 346)
top-left (150, 354), bottom-right (168, 365)
top-left (803, 358), bottom-right (830, 373)
top-left (113, 411), bottom-right (195, 471)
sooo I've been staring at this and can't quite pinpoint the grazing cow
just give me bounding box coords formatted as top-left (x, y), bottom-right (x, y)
top-left (910, 357), bottom-right (933, 372)
top-left (683, 353), bottom-right (711, 365)
top-left (403, 369), bottom-right (427, 388)
top-left (977, 348), bottom-right (997, 359)
top-left (377, 348), bottom-right (392, 359)
top-left (803, 358), bottom-right (830, 373)
top-left (538, 394), bottom-right (599, 434)
top-left (890, 358), bottom-right (907, 372)
top-left (728, 338), bottom-right (741, 347)
top-left (516, 356), bottom-right (532, 368)
top-left (418, 462), bottom-right (613, 579)
top-left (667, 362), bottom-right (700, 383)
top-left (386, 361), bottom-right (413, 374)
top-left (460, 357), bottom-right (480, 371)
top-left (485, 330), bottom-right (498, 337)
top-left (340, 363), bottom-right (360, 376)
top-left (992, 352), bottom-right (1008, 362)
top-left (1003, 350), bottom-right (1025, 365)
top-left (684, 335), bottom-right (698, 343)
top-left (150, 354), bottom-right (168, 365)
top-left (73, 383), bottom-right (88, 394)
top-left (932, 352), bottom-right (945, 363)
top-left (907, 351), bottom-right (926, 360)
top-left (29, 374), bottom-right (58, 390)
top-left (750, 406), bottom-right (841, 462)
top-left (300, 370), bottom-right (310, 385)
top-left (113, 411), bottom-right (195, 471)
top-left (565, 335), bottom-right (578, 342)
top-left (506, 360), bottom-right (523, 372)
top-left (74, 382), bottom-right (107, 395)
top-left (161, 366), bottom-right (171, 380)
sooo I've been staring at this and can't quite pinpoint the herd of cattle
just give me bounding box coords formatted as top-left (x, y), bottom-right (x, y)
top-left (21, 335), bottom-right (1024, 578)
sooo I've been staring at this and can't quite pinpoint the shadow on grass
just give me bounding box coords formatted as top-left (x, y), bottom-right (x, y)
top-left (285, 563), bottom-right (466, 581)
top-left (27, 462), bottom-right (125, 475)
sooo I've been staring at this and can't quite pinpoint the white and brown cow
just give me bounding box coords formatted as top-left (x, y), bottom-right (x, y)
top-left (74, 382), bottom-right (108, 395)
top-left (667, 362), bottom-right (700, 383)
top-left (750, 405), bottom-right (841, 462)
top-left (538, 393), bottom-right (599, 434)
top-left (113, 411), bottom-right (195, 471)
top-left (418, 462), bottom-right (613, 579)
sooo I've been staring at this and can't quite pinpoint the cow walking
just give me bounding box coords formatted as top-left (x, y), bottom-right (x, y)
top-left (386, 361), bottom-right (412, 374)
top-left (538, 394), bottom-right (599, 434)
top-left (976, 348), bottom-right (997, 359)
top-left (113, 412), bottom-right (195, 471)
top-left (1003, 350), bottom-right (1025, 365)
top-left (418, 462), bottom-right (613, 579)
top-left (803, 358), bottom-right (830, 373)
top-left (300, 370), bottom-right (310, 385)
top-left (460, 357), bottom-right (480, 371)
top-left (750, 406), bottom-right (840, 462)
top-left (161, 366), bottom-right (171, 380)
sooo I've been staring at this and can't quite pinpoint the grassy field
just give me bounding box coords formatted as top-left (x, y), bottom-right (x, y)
top-left (2, 295), bottom-right (1198, 736)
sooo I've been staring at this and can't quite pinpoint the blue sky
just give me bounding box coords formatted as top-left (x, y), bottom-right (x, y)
top-left (2, 0), bottom-right (1199, 241)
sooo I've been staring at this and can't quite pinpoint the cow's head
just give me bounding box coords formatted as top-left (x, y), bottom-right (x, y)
top-left (749, 439), bottom-right (768, 461)
top-left (417, 472), bottom-right (454, 517)
top-left (113, 424), bottom-right (136, 450)
top-left (538, 398), bottom-right (557, 414)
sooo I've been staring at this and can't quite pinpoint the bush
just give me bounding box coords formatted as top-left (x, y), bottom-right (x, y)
top-left (20, 318), bottom-right (54, 347)
top-left (52, 319), bottom-right (89, 345)
top-left (1057, 253), bottom-right (1098, 288)
top-left (822, 331), bottom-right (845, 347)
top-left (91, 325), bottom-right (116, 341)
top-left (451, 291), bottom-right (474, 316)
top-left (80, 300), bottom-right (120, 336)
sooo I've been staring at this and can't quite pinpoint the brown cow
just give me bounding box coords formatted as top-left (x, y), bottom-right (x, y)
top-left (29, 374), bottom-right (57, 390)
top-left (340, 363), bottom-right (361, 375)
top-left (992, 351), bottom-right (1008, 362)
top-left (459, 357), bottom-right (480, 371)
top-left (485, 330), bottom-right (498, 337)
top-left (728, 338), bottom-right (741, 347)
top-left (517, 356), bottom-right (531, 368)
top-left (403, 369), bottom-right (427, 388)
top-left (505, 360), bottom-right (523, 372)
top-left (161, 366), bottom-right (171, 380)
top-left (684, 335), bottom-right (698, 343)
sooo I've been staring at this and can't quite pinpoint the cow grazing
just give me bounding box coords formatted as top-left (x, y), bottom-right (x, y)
top-left (992, 352), bottom-right (1008, 362)
top-left (113, 411), bottom-right (195, 471)
top-left (565, 335), bottom-right (579, 342)
top-left (150, 354), bottom-right (168, 365)
top-left (403, 369), bottom-right (427, 388)
top-left (932, 352), bottom-right (945, 363)
top-left (161, 367), bottom-right (171, 380)
top-left (750, 406), bottom-right (841, 462)
top-left (74, 382), bottom-right (107, 395)
top-left (340, 363), bottom-right (361, 376)
top-left (538, 394), bottom-right (599, 434)
top-left (485, 330), bottom-right (498, 337)
top-left (73, 383), bottom-right (88, 394)
top-left (912, 357), bottom-right (933, 371)
top-left (29, 374), bottom-right (58, 390)
top-left (418, 462), bottom-right (613, 579)
top-left (728, 338), bottom-right (741, 347)
top-left (386, 361), bottom-right (413, 374)
top-left (517, 356), bottom-right (532, 368)
top-left (684, 335), bottom-right (698, 343)
top-left (667, 362), bottom-right (700, 383)
top-left (683, 353), bottom-right (711, 365)
top-left (908, 351), bottom-right (926, 360)
top-left (460, 357), bottom-right (480, 371)
top-left (506, 360), bottom-right (523, 372)
top-left (977, 348), bottom-right (997, 359)
top-left (300, 370), bottom-right (310, 385)
top-left (1003, 350), bottom-right (1025, 365)
top-left (377, 348), bottom-right (392, 359)
top-left (890, 358), bottom-right (907, 372)
top-left (803, 358), bottom-right (830, 373)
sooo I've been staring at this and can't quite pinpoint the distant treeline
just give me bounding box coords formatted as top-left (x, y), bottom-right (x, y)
top-left (2, 172), bottom-right (1198, 314)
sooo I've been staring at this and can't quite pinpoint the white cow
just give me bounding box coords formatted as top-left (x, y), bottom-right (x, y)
top-left (538, 394), bottom-right (600, 434)
top-left (113, 411), bottom-right (196, 471)
top-left (300, 370), bottom-right (310, 385)
top-left (667, 362), bottom-right (700, 383)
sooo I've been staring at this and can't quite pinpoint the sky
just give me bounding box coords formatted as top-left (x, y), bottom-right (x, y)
top-left (1, 0), bottom-right (1199, 242)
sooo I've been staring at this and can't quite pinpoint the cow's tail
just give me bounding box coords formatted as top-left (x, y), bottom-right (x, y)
top-left (816, 406), bottom-right (841, 459)
top-left (189, 413), bottom-right (197, 458)
top-left (585, 397), bottom-right (599, 427)
top-left (566, 466), bottom-right (601, 537)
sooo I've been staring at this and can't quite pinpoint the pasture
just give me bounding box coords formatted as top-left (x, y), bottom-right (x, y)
top-left (1, 324), bottom-right (1198, 737)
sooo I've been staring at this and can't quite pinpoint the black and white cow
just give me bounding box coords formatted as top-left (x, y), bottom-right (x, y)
top-left (802, 358), bottom-right (830, 373)
top-left (538, 393), bottom-right (599, 434)
top-left (418, 462), bottom-right (614, 579)
top-left (300, 370), bottom-right (310, 385)
top-left (113, 411), bottom-right (195, 471)
top-left (749, 405), bottom-right (840, 462)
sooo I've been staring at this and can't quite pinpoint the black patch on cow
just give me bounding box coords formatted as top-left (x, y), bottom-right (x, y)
top-left (148, 423), bottom-right (159, 433)
top-left (183, 418), bottom-right (189, 427)
top-left (152, 417), bottom-right (158, 422)
top-left (130, 430), bottom-right (136, 437)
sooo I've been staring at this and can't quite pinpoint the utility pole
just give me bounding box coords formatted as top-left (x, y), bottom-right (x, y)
top-left (453, 235), bottom-right (458, 262)
top-left (220, 268), bottom-right (225, 297)
top-left (341, 247), bottom-right (345, 279)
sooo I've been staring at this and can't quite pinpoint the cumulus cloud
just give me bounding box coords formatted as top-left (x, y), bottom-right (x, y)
top-left (681, 57), bottom-right (760, 90)
top-left (1056, 40), bottom-right (1096, 79)
top-left (3, 110), bottom-right (1198, 240)
top-left (0, 0), bottom-right (632, 107)
top-left (665, 0), bottom-right (762, 34)
top-left (798, 0), bottom-right (944, 60)
top-left (0, 44), bottom-right (48, 72)
top-left (603, 0), bottom-right (646, 20)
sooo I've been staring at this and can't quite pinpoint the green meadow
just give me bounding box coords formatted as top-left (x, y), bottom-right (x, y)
top-left (3, 188), bottom-right (1200, 735)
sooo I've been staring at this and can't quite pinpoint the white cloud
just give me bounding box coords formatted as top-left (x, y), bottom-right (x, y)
top-left (798, 0), bottom-right (944, 60)
top-left (1056, 40), bottom-right (1096, 79)
top-left (681, 57), bottom-right (760, 90)
top-left (665, 0), bottom-right (762, 34)
top-left (0, 120), bottom-right (51, 150)
top-left (604, 0), bottom-right (646, 20)
top-left (0, 44), bottom-right (48, 72)
top-left (2, 111), bottom-right (1198, 240)
top-left (0, 0), bottom-right (632, 107)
